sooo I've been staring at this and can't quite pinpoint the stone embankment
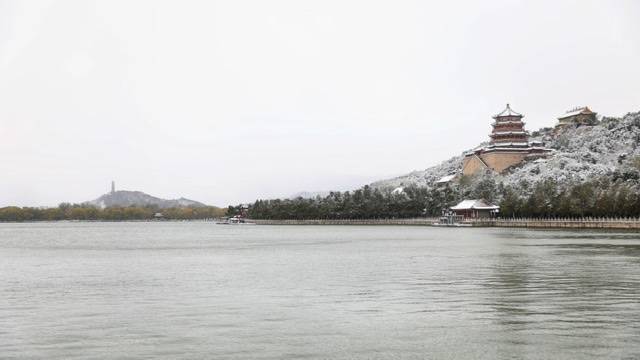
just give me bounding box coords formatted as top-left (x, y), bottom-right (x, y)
top-left (253, 218), bottom-right (640, 230)
top-left (253, 218), bottom-right (440, 226)
top-left (478, 218), bottom-right (640, 230)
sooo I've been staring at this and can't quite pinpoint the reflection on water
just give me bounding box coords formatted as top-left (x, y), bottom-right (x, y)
top-left (483, 237), bottom-right (640, 359)
top-left (1, 223), bottom-right (640, 359)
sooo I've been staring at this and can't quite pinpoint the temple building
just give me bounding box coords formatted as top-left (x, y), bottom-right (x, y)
top-left (556, 106), bottom-right (597, 127)
top-left (462, 104), bottom-right (551, 176)
top-left (450, 199), bottom-right (499, 219)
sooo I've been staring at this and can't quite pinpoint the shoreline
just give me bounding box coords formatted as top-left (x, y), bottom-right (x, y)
top-left (1, 218), bottom-right (640, 230)
top-left (253, 218), bottom-right (640, 230)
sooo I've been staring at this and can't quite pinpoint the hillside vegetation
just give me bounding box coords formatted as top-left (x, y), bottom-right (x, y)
top-left (373, 111), bottom-right (640, 192)
top-left (243, 111), bottom-right (640, 219)
top-left (0, 204), bottom-right (226, 222)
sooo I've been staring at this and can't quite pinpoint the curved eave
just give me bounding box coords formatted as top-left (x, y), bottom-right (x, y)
top-left (492, 121), bottom-right (526, 126)
top-left (492, 115), bottom-right (524, 121)
top-left (490, 132), bottom-right (529, 136)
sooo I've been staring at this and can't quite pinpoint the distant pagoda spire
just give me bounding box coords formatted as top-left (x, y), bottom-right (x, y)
top-left (111, 181), bottom-right (115, 194)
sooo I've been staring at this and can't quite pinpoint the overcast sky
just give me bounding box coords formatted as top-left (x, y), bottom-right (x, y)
top-left (1, 0), bottom-right (639, 207)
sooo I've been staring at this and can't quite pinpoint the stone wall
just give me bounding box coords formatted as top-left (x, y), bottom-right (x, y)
top-left (462, 155), bottom-right (487, 175)
top-left (253, 218), bottom-right (440, 226)
top-left (479, 151), bottom-right (528, 173)
top-left (462, 151), bottom-right (527, 175)
top-left (476, 218), bottom-right (640, 230)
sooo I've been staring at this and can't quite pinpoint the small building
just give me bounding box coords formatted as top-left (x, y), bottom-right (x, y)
top-left (435, 174), bottom-right (457, 186)
top-left (556, 106), bottom-right (597, 127)
top-left (450, 199), bottom-right (499, 219)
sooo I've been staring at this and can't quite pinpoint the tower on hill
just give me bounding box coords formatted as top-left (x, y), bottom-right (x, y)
top-left (489, 104), bottom-right (529, 147)
top-left (462, 104), bottom-right (551, 176)
top-left (111, 181), bottom-right (115, 194)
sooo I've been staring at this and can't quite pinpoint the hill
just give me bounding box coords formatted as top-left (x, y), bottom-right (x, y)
top-left (371, 110), bottom-right (640, 197)
top-left (85, 190), bottom-right (207, 209)
top-left (239, 110), bottom-right (640, 219)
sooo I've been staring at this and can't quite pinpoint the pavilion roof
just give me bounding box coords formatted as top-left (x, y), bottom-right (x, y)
top-left (493, 103), bottom-right (523, 119)
top-left (451, 199), bottom-right (500, 211)
top-left (558, 106), bottom-right (596, 120)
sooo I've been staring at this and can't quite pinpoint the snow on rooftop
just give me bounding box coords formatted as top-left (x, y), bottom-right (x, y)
top-left (451, 199), bottom-right (500, 210)
top-left (491, 131), bottom-right (528, 135)
top-left (493, 103), bottom-right (523, 118)
top-left (558, 106), bottom-right (596, 119)
top-left (488, 141), bottom-right (530, 146)
top-left (436, 174), bottom-right (456, 183)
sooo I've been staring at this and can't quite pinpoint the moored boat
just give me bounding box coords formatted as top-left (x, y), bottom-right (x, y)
top-left (216, 215), bottom-right (255, 225)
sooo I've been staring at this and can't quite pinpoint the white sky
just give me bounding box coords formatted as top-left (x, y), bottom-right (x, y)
top-left (1, 0), bottom-right (639, 207)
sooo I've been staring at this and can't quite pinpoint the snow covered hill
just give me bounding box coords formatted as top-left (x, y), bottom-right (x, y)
top-left (371, 110), bottom-right (640, 195)
top-left (85, 190), bottom-right (207, 209)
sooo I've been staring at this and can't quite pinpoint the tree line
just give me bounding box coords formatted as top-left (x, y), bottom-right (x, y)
top-left (0, 203), bottom-right (226, 222)
top-left (500, 178), bottom-right (640, 218)
top-left (235, 177), bottom-right (640, 220)
top-left (4, 177), bottom-right (640, 222)
top-left (238, 185), bottom-right (463, 220)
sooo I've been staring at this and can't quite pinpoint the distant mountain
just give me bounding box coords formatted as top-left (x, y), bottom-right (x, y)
top-left (84, 190), bottom-right (207, 209)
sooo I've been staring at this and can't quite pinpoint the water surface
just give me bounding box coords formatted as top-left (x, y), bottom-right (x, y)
top-left (1, 222), bottom-right (639, 359)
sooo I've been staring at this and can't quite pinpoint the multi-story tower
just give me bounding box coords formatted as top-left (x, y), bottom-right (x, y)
top-left (462, 104), bottom-right (550, 175)
top-left (489, 104), bottom-right (529, 148)
top-left (111, 181), bottom-right (115, 194)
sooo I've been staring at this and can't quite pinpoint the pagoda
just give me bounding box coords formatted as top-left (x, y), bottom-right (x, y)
top-left (489, 104), bottom-right (529, 149)
top-left (462, 104), bottom-right (551, 175)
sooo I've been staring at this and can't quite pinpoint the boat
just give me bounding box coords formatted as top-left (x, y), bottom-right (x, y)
top-left (216, 215), bottom-right (255, 225)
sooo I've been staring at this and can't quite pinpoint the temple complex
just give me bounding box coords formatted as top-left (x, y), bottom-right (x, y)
top-left (462, 104), bottom-right (551, 176)
top-left (556, 106), bottom-right (597, 127)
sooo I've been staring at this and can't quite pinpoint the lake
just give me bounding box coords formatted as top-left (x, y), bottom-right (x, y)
top-left (1, 222), bottom-right (639, 359)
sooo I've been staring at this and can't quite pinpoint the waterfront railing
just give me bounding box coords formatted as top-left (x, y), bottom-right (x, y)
top-left (253, 217), bottom-right (640, 229)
